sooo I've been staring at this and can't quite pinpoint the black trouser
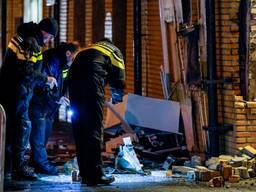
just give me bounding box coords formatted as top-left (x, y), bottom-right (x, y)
top-left (12, 83), bottom-right (33, 170)
top-left (69, 74), bottom-right (105, 181)
top-left (3, 106), bottom-right (15, 175)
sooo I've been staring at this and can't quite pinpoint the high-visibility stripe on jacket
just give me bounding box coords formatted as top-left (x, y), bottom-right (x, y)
top-left (82, 42), bottom-right (125, 70)
top-left (62, 68), bottom-right (69, 78)
top-left (8, 37), bottom-right (42, 63)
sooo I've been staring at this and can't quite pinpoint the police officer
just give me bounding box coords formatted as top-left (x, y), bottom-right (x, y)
top-left (0, 18), bottom-right (58, 180)
top-left (68, 38), bottom-right (125, 186)
top-left (29, 42), bottom-right (78, 175)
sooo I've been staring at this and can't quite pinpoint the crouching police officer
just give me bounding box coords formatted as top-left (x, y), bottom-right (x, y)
top-left (29, 42), bottom-right (78, 175)
top-left (68, 38), bottom-right (125, 186)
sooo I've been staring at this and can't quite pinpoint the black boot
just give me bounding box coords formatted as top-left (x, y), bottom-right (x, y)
top-left (12, 120), bottom-right (37, 180)
top-left (82, 174), bottom-right (115, 186)
top-left (34, 162), bottom-right (59, 175)
top-left (81, 166), bottom-right (115, 186)
top-left (12, 161), bottom-right (38, 181)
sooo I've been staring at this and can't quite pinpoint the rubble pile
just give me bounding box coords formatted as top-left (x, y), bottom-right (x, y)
top-left (163, 145), bottom-right (256, 187)
top-left (38, 94), bottom-right (256, 189)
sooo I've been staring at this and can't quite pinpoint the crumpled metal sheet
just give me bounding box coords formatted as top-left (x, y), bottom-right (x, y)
top-left (125, 93), bottom-right (181, 134)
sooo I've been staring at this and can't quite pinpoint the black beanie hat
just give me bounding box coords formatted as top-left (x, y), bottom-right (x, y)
top-left (38, 18), bottom-right (58, 37)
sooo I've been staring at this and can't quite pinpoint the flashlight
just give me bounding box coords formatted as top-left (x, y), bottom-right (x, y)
top-left (67, 109), bottom-right (73, 117)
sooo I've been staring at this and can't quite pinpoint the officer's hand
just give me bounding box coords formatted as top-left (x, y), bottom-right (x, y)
top-left (111, 94), bottom-right (123, 104)
top-left (46, 76), bottom-right (58, 89)
top-left (58, 96), bottom-right (70, 106)
top-left (110, 87), bottom-right (124, 104)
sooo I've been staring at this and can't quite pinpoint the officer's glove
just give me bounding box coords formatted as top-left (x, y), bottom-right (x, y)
top-left (111, 94), bottom-right (123, 104)
top-left (46, 76), bottom-right (58, 89)
top-left (57, 96), bottom-right (70, 106)
top-left (110, 87), bottom-right (124, 104)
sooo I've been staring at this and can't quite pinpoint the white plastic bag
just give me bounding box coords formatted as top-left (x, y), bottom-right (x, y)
top-left (116, 137), bottom-right (144, 174)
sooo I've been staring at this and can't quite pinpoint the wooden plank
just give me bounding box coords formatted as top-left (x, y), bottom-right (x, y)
top-left (104, 99), bottom-right (138, 142)
top-left (167, 23), bottom-right (181, 82)
top-left (181, 101), bottom-right (195, 151)
top-left (198, 91), bottom-right (208, 152)
top-left (104, 96), bottom-right (127, 128)
top-left (159, 0), bottom-right (170, 74)
top-left (154, 146), bottom-right (187, 154)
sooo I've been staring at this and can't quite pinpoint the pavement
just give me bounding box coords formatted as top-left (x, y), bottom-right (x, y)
top-left (4, 171), bottom-right (256, 192)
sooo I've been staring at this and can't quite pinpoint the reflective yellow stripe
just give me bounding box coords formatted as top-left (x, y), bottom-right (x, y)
top-left (7, 40), bottom-right (42, 63)
top-left (10, 39), bottom-right (25, 54)
top-left (29, 54), bottom-right (42, 62)
top-left (81, 45), bottom-right (125, 69)
top-left (8, 41), bottom-right (21, 54)
top-left (62, 69), bottom-right (69, 78)
top-left (96, 44), bottom-right (124, 63)
top-left (8, 42), bottom-right (26, 60)
top-left (36, 54), bottom-right (43, 61)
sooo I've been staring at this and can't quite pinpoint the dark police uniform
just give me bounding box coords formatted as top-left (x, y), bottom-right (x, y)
top-left (68, 40), bottom-right (125, 185)
top-left (29, 44), bottom-right (76, 175)
top-left (0, 22), bottom-right (47, 179)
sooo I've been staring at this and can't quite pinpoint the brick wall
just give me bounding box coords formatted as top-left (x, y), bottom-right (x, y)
top-left (249, 1), bottom-right (256, 100)
top-left (85, 0), bottom-right (93, 45)
top-left (6, 0), bottom-right (23, 43)
top-left (215, 0), bottom-right (241, 155)
top-left (233, 97), bottom-right (256, 153)
top-left (125, 0), bottom-right (134, 94)
top-left (228, 0), bottom-right (256, 154)
top-left (5, 0), bottom-right (256, 156)
top-left (216, 0), bottom-right (256, 155)
top-left (67, 1), bottom-right (74, 43)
